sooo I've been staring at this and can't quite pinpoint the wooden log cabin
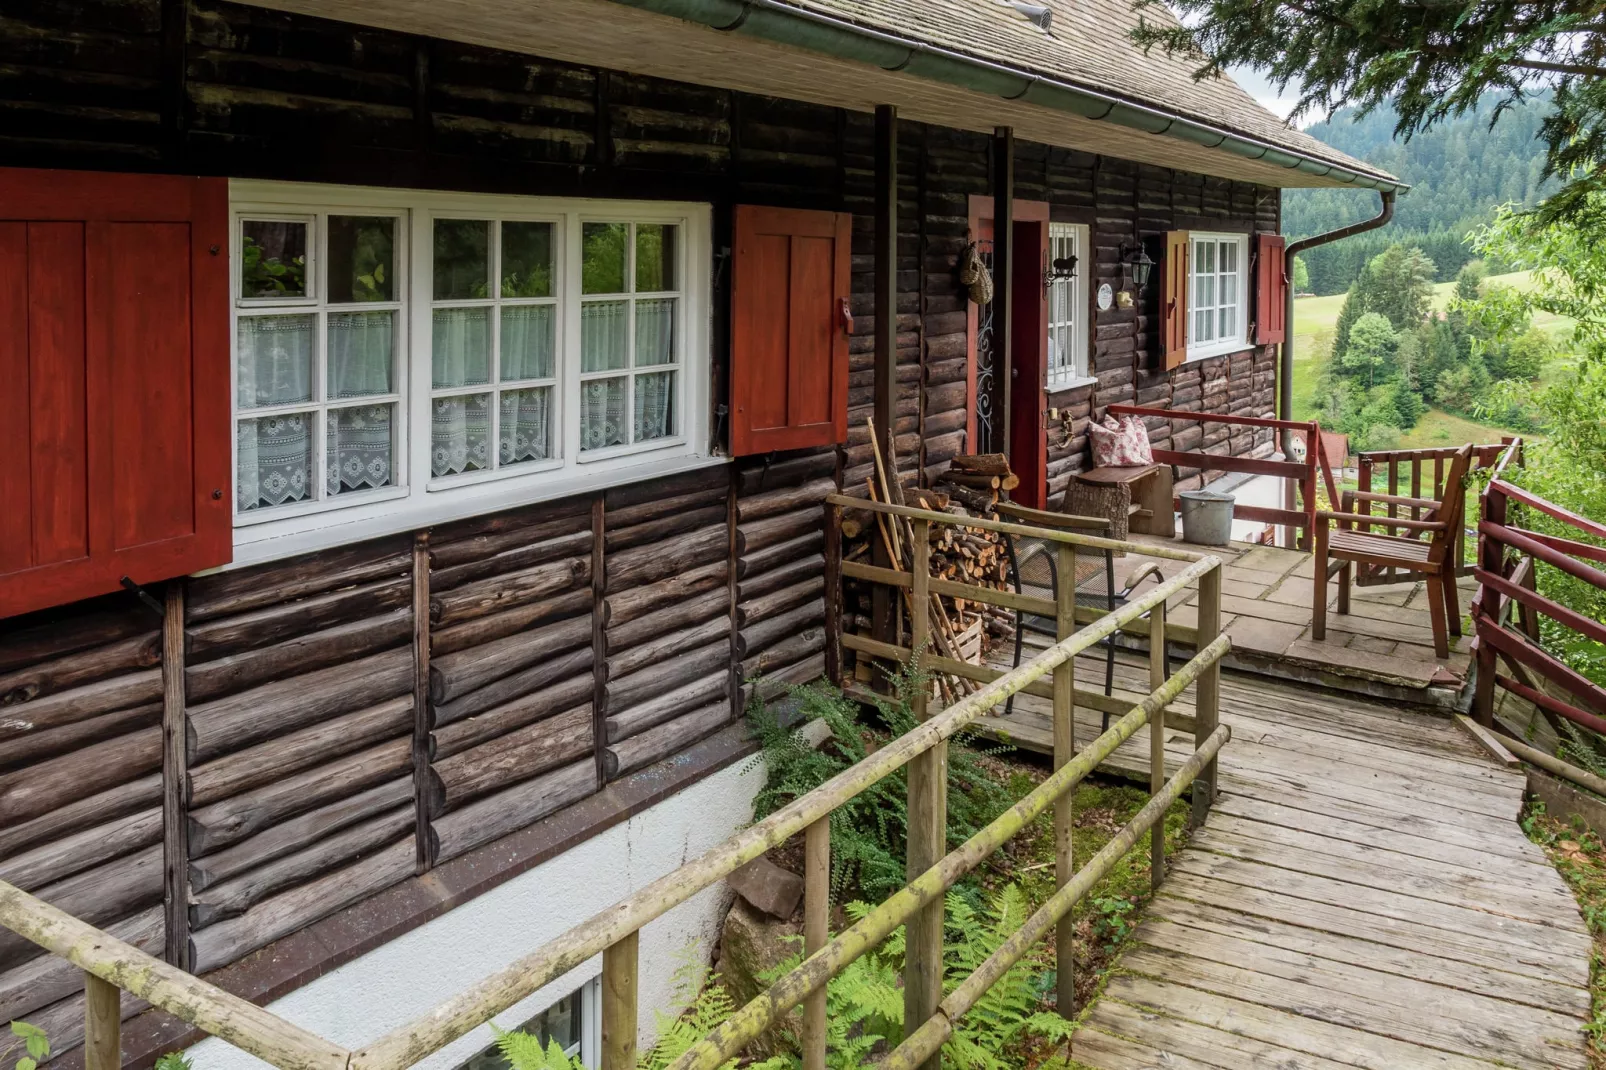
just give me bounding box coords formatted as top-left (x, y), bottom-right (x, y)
top-left (0, 0), bottom-right (1402, 1064)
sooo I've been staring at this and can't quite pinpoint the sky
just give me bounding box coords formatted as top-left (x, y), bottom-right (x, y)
top-left (1228, 64), bottom-right (1304, 122)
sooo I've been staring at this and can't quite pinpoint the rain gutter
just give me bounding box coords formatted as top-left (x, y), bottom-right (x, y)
top-left (604, 0), bottom-right (1411, 194)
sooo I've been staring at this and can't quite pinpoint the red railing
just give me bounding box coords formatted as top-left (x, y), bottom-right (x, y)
top-left (1107, 405), bottom-right (1339, 549)
top-left (1356, 442), bottom-right (1513, 585)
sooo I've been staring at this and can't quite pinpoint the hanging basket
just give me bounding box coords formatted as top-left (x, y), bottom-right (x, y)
top-left (959, 241), bottom-right (993, 305)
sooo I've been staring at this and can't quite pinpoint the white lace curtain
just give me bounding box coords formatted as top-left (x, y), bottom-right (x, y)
top-left (433, 394), bottom-right (491, 477)
top-left (501, 304), bottom-right (555, 381)
top-left (634, 372), bottom-right (673, 442)
top-left (500, 387), bottom-right (551, 466)
top-left (237, 413), bottom-right (311, 510)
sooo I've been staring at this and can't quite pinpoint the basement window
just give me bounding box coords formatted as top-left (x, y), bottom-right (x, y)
top-left (459, 979), bottom-right (600, 1070)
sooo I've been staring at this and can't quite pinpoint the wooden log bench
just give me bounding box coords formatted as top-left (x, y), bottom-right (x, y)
top-left (1068, 465), bottom-right (1175, 541)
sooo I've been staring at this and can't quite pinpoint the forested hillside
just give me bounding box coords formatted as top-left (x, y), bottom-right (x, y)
top-left (1285, 95), bottom-right (1554, 294)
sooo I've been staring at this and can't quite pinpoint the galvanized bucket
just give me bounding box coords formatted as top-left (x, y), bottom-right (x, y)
top-left (1179, 489), bottom-right (1235, 546)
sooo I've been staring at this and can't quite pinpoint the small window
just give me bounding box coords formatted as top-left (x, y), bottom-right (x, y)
top-left (1186, 232), bottom-right (1248, 360)
top-left (1045, 222), bottom-right (1090, 388)
top-left (459, 980), bottom-right (599, 1070)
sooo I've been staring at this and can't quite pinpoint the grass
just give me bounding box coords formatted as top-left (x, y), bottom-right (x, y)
top-left (1522, 801), bottom-right (1606, 1068)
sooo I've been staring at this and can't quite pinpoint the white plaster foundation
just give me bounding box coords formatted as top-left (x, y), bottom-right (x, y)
top-left (187, 758), bottom-right (763, 1070)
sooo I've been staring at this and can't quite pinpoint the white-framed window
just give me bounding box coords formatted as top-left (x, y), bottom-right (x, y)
top-left (230, 181), bottom-right (714, 564)
top-left (459, 979), bottom-right (600, 1070)
top-left (1045, 222), bottom-right (1091, 388)
top-left (1187, 232), bottom-right (1249, 361)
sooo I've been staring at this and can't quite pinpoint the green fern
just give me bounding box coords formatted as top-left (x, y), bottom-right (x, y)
top-left (153, 1054), bottom-right (195, 1070)
top-left (491, 1026), bottom-right (583, 1070)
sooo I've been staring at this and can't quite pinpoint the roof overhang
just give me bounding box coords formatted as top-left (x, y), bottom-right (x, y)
top-left (241, 0), bottom-right (1406, 192)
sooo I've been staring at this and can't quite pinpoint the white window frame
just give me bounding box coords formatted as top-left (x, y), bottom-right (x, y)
top-left (1045, 222), bottom-right (1092, 389)
top-left (228, 180), bottom-right (716, 567)
top-left (457, 978), bottom-right (600, 1070)
top-left (1186, 231), bottom-right (1250, 362)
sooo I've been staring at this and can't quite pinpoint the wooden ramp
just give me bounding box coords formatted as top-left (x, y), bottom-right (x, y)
top-left (980, 653), bottom-right (1595, 1069)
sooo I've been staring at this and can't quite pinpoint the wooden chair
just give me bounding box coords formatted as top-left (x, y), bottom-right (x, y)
top-left (1313, 442), bottom-right (1473, 660)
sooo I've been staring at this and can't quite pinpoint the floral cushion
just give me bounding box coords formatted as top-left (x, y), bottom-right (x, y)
top-left (1089, 414), bottom-right (1154, 467)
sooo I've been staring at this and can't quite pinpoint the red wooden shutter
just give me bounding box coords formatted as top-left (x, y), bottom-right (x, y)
top-left (729, 204), bottom-right (851, 456)
top-left (1162, 230), bottom-right (1190, 370)
top-left (0, 167), bottom-right (231, 619)
top-left (1254, 231), bottom-right (1288, 345)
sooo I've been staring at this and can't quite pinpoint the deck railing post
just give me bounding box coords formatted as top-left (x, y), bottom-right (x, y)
top-left (83, 972), bottom-right (120, 1070)
top-left (802, 819), bottom-right (830, 1070)
top-left (601, 931), bottom-right (639, 1070)
top-left (1052, 540), bottom-right (1077, 1019)
top-left (1474, 482), bottom-right (1508, 727)
top-left (1191, 564), bottom-right (1222, 827)
top-left (904, 519), bottom-right (944, 1069)
top-left (824, 501), bottom-right (844, 688)
top-left (1149, 601), bottom-right (1167, 892)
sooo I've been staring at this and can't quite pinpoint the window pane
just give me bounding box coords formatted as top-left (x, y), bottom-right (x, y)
top-left (502, 222), bottom-right (554, 298)
top-left (328, 311), bottom-right (394, 398)
top-left (500, 386), bottom-right (552, 467)
top-left (1196, 272), bottom-right (1214, 310)
top-left (635, 224), bottom-right (677, 292)
top-left (433, 308), bottom-right (491, 387)
top-left (237, 314), bottom-right (313, 408)
top-left (634, 371), bottom-right (675, 442)
top-left (580, 376), bottom-right (627, 450)
top-left (434, 220), bottom-right (490, 300)
top-left (635, 298), bottom-right (676, 367)
top-left (582, 222), bottom-right (628, 294)
top-left (327, 216), bottom-right (395, 303)
top-left (581, 301), bottom-right (629, 372)
top-left (432, 393), bottom-right (491, 477)
top-left (1194, 308), bottom-right (1213, 343)
top-left (326, 404), bottom-right (394, 496)
top-left (237, 412), bottom-right (313, 510)
top-left (1194, 239), bottom-right (1214, 275)
top-left (1220, 240), bottom-right (1237, 273)
top-left (1219, 304), bottom-right (1236, 338)
top-left (501, 304), bottom-right (555, 381)
top-left (240, 220), bottom-right (307, 299)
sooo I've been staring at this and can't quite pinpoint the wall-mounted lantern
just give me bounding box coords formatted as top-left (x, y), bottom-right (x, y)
top-left (1122, 243), bottom-right (1154, 289)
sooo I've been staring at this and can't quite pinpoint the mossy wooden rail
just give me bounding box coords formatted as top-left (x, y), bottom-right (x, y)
top-left (0, 503), bottom-right (1226, 1070)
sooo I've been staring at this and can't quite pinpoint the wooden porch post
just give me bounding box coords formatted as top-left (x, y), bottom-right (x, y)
top-left (83, 973), bottom-right (120, 1070)
top-left (161, 583), bottom-right (189, 969)
top-left (1052, 540), bottom-right (1077, 1019)
top-left (991, 127), bottom-right (1014, 457)
top-left (904, 520), bottom-right (944, 1070)
top-left (802, 818), bottom-right (830, 1070)
top-left (824, 500), bottom-right (844, 688)
top-left (1474, 482), bottom-right (1507, 727)
top-left (1192, 566), bottom-right (1222, 826)
top-left (601, 931), bottom-right (639, 1070)
top-left (872, 103), bottom-right (899, 654)
top-left (1149, 602), bottom-right (1167, 892)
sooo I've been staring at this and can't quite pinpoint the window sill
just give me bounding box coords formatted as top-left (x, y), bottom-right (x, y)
top-left (1045, 374), bottom-right (1097, 395)
top-left (1185, 341), bottom-right (1258, 363)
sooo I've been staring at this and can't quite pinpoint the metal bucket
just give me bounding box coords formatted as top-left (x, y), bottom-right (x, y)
top-left (1179, 489), bottom-right (1235, 546)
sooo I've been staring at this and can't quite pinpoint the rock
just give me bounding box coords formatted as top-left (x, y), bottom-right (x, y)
top-left (729, 855), bottom-right (805, 919)
top-left (714, 898), bottom-right (803, 1054)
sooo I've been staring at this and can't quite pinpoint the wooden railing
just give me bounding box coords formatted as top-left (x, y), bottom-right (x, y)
top-left (0, 506), bottom-right (1228, 1070)
top-left (1357, 441), bottom-right (1514, 585)
top-left (1105, 404), bottom-right (1339, 549)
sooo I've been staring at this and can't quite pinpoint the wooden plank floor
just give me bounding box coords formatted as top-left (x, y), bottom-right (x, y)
top-left (971, 647), bottom-right (1595, 1069)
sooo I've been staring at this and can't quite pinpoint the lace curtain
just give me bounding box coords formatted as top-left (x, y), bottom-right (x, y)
top-left (237, 413), bottom-right (311, 510)
top-left (635, 299), bottom-right (675, 366)
top-left (500, 387), bottom-right (551, 466)
top-left (580, 378), bottom-right (625, 451)
top-left (433, 307), bottom-right (491, 387)
top-left (237, 315), bottom-right (312, 407)
top-left (433, 394), bottom-right (491, 477)
top-left (501, 304), bottom-right (555, 380)
top-left (327, 405), bottom-right (394, 495)
top-left (634, 372), bottom-right (673, 442)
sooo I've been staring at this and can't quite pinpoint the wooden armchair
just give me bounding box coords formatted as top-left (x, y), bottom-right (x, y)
top-left (1313, 442), bottom-right (1472, 660)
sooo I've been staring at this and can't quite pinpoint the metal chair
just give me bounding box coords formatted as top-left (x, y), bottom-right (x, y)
top-left (995, 502), bottom-right (1166, 726)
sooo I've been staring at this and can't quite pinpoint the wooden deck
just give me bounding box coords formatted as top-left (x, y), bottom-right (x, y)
top-left (998, 653), bottom-right (1595, 1069)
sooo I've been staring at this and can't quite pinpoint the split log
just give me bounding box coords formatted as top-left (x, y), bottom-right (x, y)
top-left (0, 808), bottom-right (161, 893)
top-left (188, 696), bottom-right (413, 808)
top-left (0, 632), bottom-right (160, 707)
top-left (736, 477), bottom-right (836, 523)
top-left (742, 628), bottom-right (826, 679)
top-left (605, 641), bottom-right (729, 712)
top-left (186, 540), bottom-right (411, 623)
top-left (186, 647), bottom-right (412, 763)
top-left (184, 577), bottom-right (412, 662)
top-left (430, 588), bottom-right (594, 658)
top-left (431, 678), bottom-right (594, 759)
top-left (741, 653), bottom-right (826, 708)
top-left (0, 774), bottom-right (160, 860)
top-left (0, 726), bottom-right (162, 827)
top-left (735, 553), bottom-right (824, 604)
top-left (742, 530), bottom-right (823, 576)
top-left (429, 498), bottom-right (593, 566)
top-left (185, 610), bottom-right (411, 704)
top-left (430, 558), bottom-right (589, 627)
top-left (429, 614), bottom-right (593, 705)
top-left (430, 530), bottom-right (594, 592)
top-left (0, 606), bottom-right (153, 676)
top-left (739, 506), bottom-right (823, 556)
top-left (189, 807), bottom-right (416, 929)
top-left (432, 644), bottom-right (594, 727)
top-left (950, 453), bottom-right (1011, 475)
top-left (430, 759), bottom-right (596, 865)
top-left (938, 484), bottom-right (998, 514)
top-left (0, 907), bottom-right (161, 1023)
top-left (607, 612), bottom-right (732, 680)
top-left (605, 504), bottom-right (729, 553)
top-left (604, 526), bottom-right (731, 594)
top-left (0, 701), bottom-right (160, 770)
top-left (602, 562), bottom-right (728, 628)
top-left (189, 839), bottom-right (416, 973)
top-left (737, 580), bottom-right (822, 629)
top-left (737, 451), bottom-right (835, 496)
top-left (191, 778), bottom-right (414, 891)
top-left (740, 600), bottom-right (825, 658)
top-left (605, 485), bottom-right (729, 529)
top-left (603, 703), bottom-right (730, 779)
top-left (186, 740), bottom-right (412, 856)
top-left (605, 673), bottom-right (728, 743)
top-left (432, 705), bottom-right (594, 812)
top-left (939, 471), bottom-right (1000, 490)
top-left (0, 668), bottom-right (161, 741)
top-left (0, 845), bottom-right (162, 971)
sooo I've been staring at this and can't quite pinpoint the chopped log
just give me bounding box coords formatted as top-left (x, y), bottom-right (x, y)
top-left (186, 647), bottom-right (412, 763)
top-left (187, 740), bottom-right (412, 856)
top-left (938, 471), bottom-right (1000, 490)
top-left (741, 652), bottom-right (827, 708)
top-left (602, 562), bottom-right (728, 628)
top-left (0, 701), bottom-right (160, 769)
top-left (0, 632), bottom-right (161, 708)
top-left (429, 614), bottom-right (593, 705)
top-left (0, 774), bottom-right (160, 861)
top-left (604, 526), bottom-right (733, 594)
top-left (184, 609), bottom-right (411, 705)
top-left (0, 726), bottom-right (162, 827)
top-left (189, 807), bottom-right (416, 929)
top-left (432, 644), bottom-right (594, 726)
top-left (605, 485), bottom-right (729, 529)
top-left (430, 759), bottom-right (596, 864)
top-left (950, 453), bottom-right (1011, 475)
top-left (188, 696), bottom-right (413, 808)
top-left (605, 641), bottom-right (730, 712)
top-left (430, 530), bottom-right (594, 592)
top-left (739, 506), bottom-right (824, 556)
top-left (737, 478), bottom-right (836, 523)
top-left (429, 588), bottom-right (594, 657)
top-left (191, 778), bottom-right (414, 891)
top-left (189, 839), bottom-right (416, 973)
top-left (938, 484), bottom-right (997, 514)
top-left (184, 577), bottom-right (412, 663)
top-left (737, 580), bottom-right (822, 629)
top-left (432, 705), bottom-right (594, 812)
top-left (605, 504), bottom-right (729, 553)
top-left (0, 845), bottom-right (162, 971)
top-left (185, 540), bottom-right (412, 623)
top-left (605, 673), bottom-right (728, 743)
top-left (430, 558), bottom-right (590, 627)
top-left (735, 553), bottom-right (825, 604)
top-left (737, 451), bottom-right (835, 496)
top-left (432, 678), bottom-right (594, 759)
top-left (742, 529), bottom-right (824, 576)
top-left (603, 703), bottom-right (730, 779)
top-left (0, 668), bottom-right (162, 741)
top-left (0, 907), bottom-right (161, 1023)
top-left (0, 808), bottom-right (161, 893)
top-left (428, 497), bottom-right (593, 563)
top-left (740, 600), bottom-right (825, 657)
top-left (607, 612), bottom-right (733, 680)
top-left (0, 606), bottom-right (152, 676)
top-left (742, 627), bottom-right (827, 679)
